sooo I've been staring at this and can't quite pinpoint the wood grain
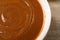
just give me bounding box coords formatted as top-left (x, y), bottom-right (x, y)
top-left (44, 1), bottom-right (60, 40)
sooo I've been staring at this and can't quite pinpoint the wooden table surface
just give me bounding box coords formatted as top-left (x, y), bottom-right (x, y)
top-left (44, 1), bottom-right (60, 40)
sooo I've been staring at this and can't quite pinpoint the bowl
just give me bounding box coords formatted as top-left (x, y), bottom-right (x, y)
top-left (36, 0), bottom-right (51, 40)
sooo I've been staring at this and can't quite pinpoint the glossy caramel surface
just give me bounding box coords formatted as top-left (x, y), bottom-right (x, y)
top-left (0, 0), bottom-right (43, 40)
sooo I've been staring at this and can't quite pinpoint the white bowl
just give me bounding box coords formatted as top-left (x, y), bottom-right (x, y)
top-left (36, 0), bottom-right (51, 40)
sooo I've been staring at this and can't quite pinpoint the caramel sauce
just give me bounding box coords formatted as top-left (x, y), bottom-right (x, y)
top-left (0, 0), bottom-right (43, 40)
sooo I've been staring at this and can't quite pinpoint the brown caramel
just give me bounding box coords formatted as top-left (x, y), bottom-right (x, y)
top-left (0, 0), bottom-right (43, 40)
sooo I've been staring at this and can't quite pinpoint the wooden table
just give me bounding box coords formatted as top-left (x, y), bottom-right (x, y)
top-left (44, 1), bottom-right (60, 40)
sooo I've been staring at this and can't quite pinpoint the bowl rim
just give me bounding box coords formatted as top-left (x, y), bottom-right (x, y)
top-left (36, 0), bottom-right (51, 40)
